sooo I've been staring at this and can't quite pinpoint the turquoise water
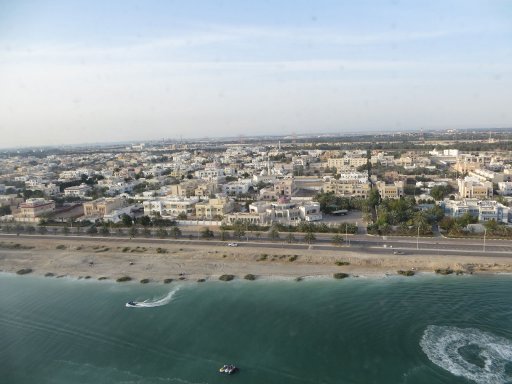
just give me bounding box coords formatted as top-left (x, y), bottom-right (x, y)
top-left (1, 274), bottom-right (512, 384)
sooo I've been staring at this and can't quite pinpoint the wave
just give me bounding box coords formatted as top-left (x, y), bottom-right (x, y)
top-left (420, 325), bottom-right (512, 384)
top-left (126, 287), bottom-right (181, 308)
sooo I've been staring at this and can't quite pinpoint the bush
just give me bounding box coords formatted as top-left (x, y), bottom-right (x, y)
top-left (140, 278), bottom-right (150, 284)
top-left (397, 270), bottom-right (415, 276)
top-left (116, 276), bottom-right (132, 282)
top-left (45, 272), bottom-right (55, 277)
top-left (335, 261), bottom-right (350, 266)
top-left (289, 255), bottom-right (298, 262)
top-left (435, 268), bottom-right (454, 275)
top-left (197, 278), bottom-right (206, 283)
top-left (98, 276), bottom-right (108, 280)
top-left (333, 272), bottom-right (349, 279)
top-left (56, 244), bottom-right (66, 250)
top-left (219, 274), bottom-right (235, 281)
top-left (156, 247), bottom-right (167, 254)
top-left (244, 274), bottom-right (256, 280)
top-left (16, 268), bottom-right (33, 275)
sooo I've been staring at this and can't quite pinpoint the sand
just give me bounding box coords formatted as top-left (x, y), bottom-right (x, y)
top-left (1, 236), bottom-right (512, 282)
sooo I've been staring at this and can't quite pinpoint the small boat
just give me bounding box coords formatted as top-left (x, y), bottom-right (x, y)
top-left (219, 364), bottom-right (238, 374)
top-left (125, 301), bottom-right (139, 307)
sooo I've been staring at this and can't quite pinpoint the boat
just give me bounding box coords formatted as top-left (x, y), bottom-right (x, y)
top-left (219, 364), bottom-right (238, 374)
top-left (125, 301), bottom-right (139, 307)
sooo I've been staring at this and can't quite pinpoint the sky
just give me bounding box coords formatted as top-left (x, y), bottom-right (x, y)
top-left (0, 0), bottom-right (511, 148)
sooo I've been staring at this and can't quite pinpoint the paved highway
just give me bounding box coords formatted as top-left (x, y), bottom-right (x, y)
top-left (1, 231), bottom-right (511, 257)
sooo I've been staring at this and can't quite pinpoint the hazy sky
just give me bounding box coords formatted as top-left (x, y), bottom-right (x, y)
top-left (0, 0), bottom-right (511, 148)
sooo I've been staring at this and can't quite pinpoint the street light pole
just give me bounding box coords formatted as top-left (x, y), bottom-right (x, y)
top-left (417, 225), bottom-right (420, 250)
top-left (483, 228), bottom-right (487, 252)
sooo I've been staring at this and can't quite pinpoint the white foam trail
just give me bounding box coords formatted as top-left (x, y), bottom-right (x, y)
top-left (126, 287), bottom-right (181, 308)
top-left (420, 325), bottom-right (512, 384)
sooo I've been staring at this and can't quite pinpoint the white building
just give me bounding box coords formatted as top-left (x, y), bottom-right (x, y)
top-left (64, 183), bottom-right (92, 198)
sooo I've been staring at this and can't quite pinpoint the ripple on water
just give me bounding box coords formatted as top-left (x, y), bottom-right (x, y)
top-left (420, 325), bottom-right (512, 384)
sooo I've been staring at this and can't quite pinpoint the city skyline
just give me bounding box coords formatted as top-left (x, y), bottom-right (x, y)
top-left (1, 0), bottom-right (511, 148)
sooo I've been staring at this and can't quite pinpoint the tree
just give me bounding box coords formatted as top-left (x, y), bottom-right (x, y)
top-left (233, 225), bottom-right (246, 240)
top-left (63, 226), bottom-right (70, 235)
top-left (87, 226), bottom-right (98, 235)
top-left (430, 185), bottom-right (453, 201)
top-left (121, 214), bottom-right (133, 227)
top-left (170, 226), bottom-right (182, 239)
top-left (269, 227), bottom-right (280, 240)
top-left (484, 219), bottom-right (499, 232)
top-left (304, 232), bottom-right (316, 244)
top-left (100, 225), bottom-right (110, 236)
top-left (331, 234), bottom-right (344, 246)
top-left (177, 212), bottom-right (188, 220)
top-left (139, 216), bottom-right (151, 227)
top-left (143, 227), bottom-right (152, 237)
top-left (26, 225), bottom-right (36, 234)
top-left (129, 226), bottom-right (139, 238)
top-left (201, 227), bottom-right (214, 239)
top-left (38, 226), bottom-right (48, 235)
top-left (0, 205), bottom-right (12, 215)
top-left (220, 230), bottom-right (229, 241)
top-left (156, 227), bottom-right (168, 238)
top-left (286, 233), bottom-right (296, 243)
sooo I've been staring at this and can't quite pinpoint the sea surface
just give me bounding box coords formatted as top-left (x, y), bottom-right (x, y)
top-left (1, 273), bottom-right (512, 384)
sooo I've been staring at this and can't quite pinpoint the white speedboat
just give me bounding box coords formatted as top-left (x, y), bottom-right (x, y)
top-left (125, 301), bottom-right (139, 307)
top-left (219, 364), bottom-right (238, 374)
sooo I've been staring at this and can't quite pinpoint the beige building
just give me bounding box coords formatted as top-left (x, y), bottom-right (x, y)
top-left (323, 179), bottom-right (371, 198)
top-left (376, 181), bottom-right (404, 199)
top-left (458, 177), bottom-right (493, 199)
top-left (195, 197), bottom-right (234, 219)
top-left (143, 197), bottom-right (199, 218)
top-left (18, 198), bottom-right (55, 218)
top-left (83, 197), bottom-right (125, 217)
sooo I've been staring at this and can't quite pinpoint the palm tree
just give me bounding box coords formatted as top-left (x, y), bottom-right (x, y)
top-left (286, 233), bottom-right (296, 243)
top-left (220, 230), bottom-right (229, 241)
top-left (304, 232), bottom-right (316, 244)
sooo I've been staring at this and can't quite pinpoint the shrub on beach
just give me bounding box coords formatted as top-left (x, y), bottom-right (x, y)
top-left (435, 268), bottom-right (454, 275)
top-left (16, 268), bottom-right (33, 275)
top-left (335, 261), bottom-right (350, 266)
top-left (219, 274), bottom-right (235, 281)
top-left (244, 274), bottom-right (256, 280)
top-left (140, 278), bottom-right (150, 284)
top-left (56, 244), bottom-right (66, 250)
top-left (397, 270), bottom-right (415, 276)
top-left (116, 276), bottom-right (132, 282)
top-left (163, 278), bottom-right (173, 284)
top-left (333, 272), bottom-right (349, 279)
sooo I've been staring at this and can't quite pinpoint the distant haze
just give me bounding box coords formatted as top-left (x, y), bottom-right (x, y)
top-left (0, 0), bottom-right (511, 148)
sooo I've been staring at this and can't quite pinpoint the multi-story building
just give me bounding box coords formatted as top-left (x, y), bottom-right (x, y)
top-left (222, 179), bottom-right (252, 195)
top-left (83, 197), bottom-right (125, 218)
top-left (441, 199), bottom-right (510, 223)
top-left (323, 179), bottom-right (370, 198)
top-left (497, 182), bottom-right (512, 196)
top-left (376, 181), bottom-right (404, 200)
top-left (195, 197), bottom-right (234, 219)
top-left (143, 197), bottom-right (199, 218)
top-left (457, 177), bottom-right (493, 199)
top-left (64, 183), bottom-right (92, 198)
top-left (18, 198), bottom-right (55, 219)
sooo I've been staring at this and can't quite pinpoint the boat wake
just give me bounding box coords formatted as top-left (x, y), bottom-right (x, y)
top-left (420, 325), bottom-right (512, 384)
top-left (126, 287), bottom-right (181, 308)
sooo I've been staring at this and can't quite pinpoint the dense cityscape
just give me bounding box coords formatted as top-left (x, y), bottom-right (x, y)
top-left (1, 129), bottom-right (512, 243)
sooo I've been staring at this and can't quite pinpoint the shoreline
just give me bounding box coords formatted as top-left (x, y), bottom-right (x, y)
top-left (1, 236), bottom-right (512, 283)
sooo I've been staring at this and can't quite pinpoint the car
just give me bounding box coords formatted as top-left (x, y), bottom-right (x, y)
top-left (393, 251), bottom-right (405, 255)
top-left (227, 243), bottom-right (238, 247)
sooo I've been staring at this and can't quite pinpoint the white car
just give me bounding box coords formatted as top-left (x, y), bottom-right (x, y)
top-left (227, 243), bottom-right (238, 247)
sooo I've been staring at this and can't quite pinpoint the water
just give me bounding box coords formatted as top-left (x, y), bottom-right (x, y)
top-left (1, 274), bottom-right (512, 384)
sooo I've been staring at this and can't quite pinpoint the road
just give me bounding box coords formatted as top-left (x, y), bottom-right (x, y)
top-left (1, 230), bottom-right (511, 257)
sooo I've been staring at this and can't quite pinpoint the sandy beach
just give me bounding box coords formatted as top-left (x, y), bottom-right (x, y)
top-left (1, 236), bottom-right (512, 282)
